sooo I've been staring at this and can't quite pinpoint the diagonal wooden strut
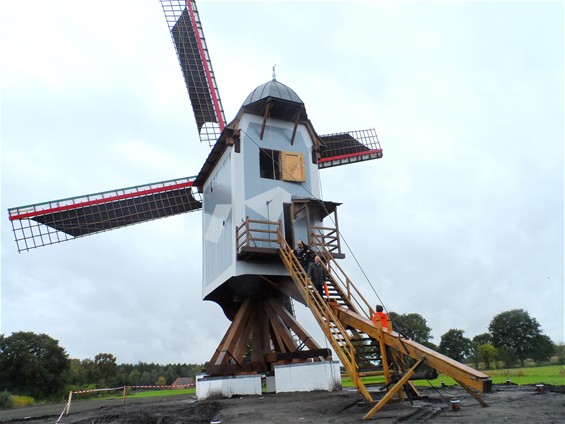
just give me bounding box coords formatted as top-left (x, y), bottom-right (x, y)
top-left (204, 294), bottom-right (329, 375)
top-left (363, 358), bottom-right (426, 420)
top-left (208, 298), bottom-right (255, 368)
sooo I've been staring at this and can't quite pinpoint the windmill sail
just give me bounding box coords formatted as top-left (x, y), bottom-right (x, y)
top-left (8, 177), bottom-right (201, 252)
top-left (161, 0), bottom-right (226, 146)
top-left (318, 128), bottom-right (383, 169)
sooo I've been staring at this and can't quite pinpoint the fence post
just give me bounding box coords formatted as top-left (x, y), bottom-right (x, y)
top-left (65, 391), bottom-right (73, 416)
top-left (122, 386), bottom-right (127, 404)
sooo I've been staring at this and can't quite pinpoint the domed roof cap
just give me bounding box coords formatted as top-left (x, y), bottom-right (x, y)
top-left (243, 78), bottom-right (303, 106)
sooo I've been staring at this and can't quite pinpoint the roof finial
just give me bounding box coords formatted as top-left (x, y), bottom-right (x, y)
top-left (272, 64), bottom-right (277, 81)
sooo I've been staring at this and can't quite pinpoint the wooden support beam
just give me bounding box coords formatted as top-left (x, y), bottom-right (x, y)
top-left (265, 300), bottom-right (298, 352)
top-left (331, 304), bottom-right (492, 393)
top-left (269, 348), bottom-right (332, 362)
top-left (374, 319), bottom-right (392, 385)
top-left (205, 362), bottom-right (264, 375)
top-left (260, 100), bottom-right (272, 140)
top-left (209, 298), bottom-right (253, 366)
top-left (251, 304), bottom-right (270, 364)
top-left (270, 298), bottom-right (321, 351)
top-left (231, 302), bottom-right (257, 364)
top-left (454, 379), bottom-right (489, 407)
top-left (289, 110), bottom-right (301, 145)
top-left (363, 358), bottom-right (425, 420)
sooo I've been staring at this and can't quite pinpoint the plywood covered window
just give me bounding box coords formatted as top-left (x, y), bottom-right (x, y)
top-left (280, 152), bottom-right (306, 182)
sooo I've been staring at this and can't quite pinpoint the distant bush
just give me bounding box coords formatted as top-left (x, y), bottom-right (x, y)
top-left (0, 390), bottom-right (13, 409)
top-left (10, 395), bottom-right (35, 407)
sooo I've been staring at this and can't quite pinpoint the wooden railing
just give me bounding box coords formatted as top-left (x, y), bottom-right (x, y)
top-left (309, 225), bottom-right (341, 256)
top-left (235, 217), bottom-right (281, 254)
top-left (310, 231), bottom-right (375, 319)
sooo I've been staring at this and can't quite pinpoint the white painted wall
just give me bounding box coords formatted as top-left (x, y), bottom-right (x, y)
top-left (274, 361), bottom-right (342, 393)
top-left (195, 374), bottom-right (262, 400)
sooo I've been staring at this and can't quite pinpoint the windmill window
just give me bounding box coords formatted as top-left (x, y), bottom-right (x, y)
top-left (259, 148), bottom-right (281, 180)
top-left (259, 149), bottom-right (306, 182)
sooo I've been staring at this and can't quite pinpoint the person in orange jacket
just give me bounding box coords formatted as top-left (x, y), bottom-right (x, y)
top-left (372, 304), bottom-right (388, 330)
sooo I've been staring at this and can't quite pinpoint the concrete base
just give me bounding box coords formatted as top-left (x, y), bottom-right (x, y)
top-left (265, 375), bottom-right (276, 393)
top-left (195, 374), bottom-right (262, 400)
top-left (273, 361), bottom-right (342, 393)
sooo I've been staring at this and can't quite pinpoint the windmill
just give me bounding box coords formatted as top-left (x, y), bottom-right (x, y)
top-left (7, 0), bottom-right (491, 417)
top-left (8, 0), bottom-right (379, 383)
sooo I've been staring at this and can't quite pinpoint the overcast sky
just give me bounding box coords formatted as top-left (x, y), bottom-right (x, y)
top-left (1, 0), bottom-right (563, 366)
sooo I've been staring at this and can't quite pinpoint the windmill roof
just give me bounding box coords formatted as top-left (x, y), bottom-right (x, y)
top-left (243, 79), bottom-right (303, 106)
top-left (194, 79), bottom-right (317, 191)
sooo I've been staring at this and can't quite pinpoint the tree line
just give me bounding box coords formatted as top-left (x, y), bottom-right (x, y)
top-left (388, 308), bottom-right (561, 369)
top-left (0, 333), bottom-right (202, 401)
top-left (1, 308), bottom-right (562, 403)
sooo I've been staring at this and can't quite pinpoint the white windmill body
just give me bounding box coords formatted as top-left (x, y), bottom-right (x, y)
top-left (196, 78), bottom-right (331, 318)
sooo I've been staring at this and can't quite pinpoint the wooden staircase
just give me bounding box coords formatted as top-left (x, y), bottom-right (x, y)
top-left (277, 229), bottom-right (492, 420)
top-left (277, 230), bottom-right (374, 403)
top-left (307, 232), bottom-right (385, 375)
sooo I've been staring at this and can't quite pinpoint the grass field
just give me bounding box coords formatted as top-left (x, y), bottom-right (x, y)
top-left (343, 364), bottom-right (565, 388)
top-left (92, 365), bottom-right (564, 401)
top-left (126, 388), bottom-right (196, 398)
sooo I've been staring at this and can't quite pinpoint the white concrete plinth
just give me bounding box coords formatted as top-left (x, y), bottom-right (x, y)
top-left (195, 374), bottom-right (262, 400)
top-left (274, 361), bottom-right (342, 393)
top-left (265, 375), bottom-right (276, 393)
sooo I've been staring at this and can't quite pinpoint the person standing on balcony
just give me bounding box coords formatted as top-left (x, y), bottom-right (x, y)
top-left (307, 255), bottom-right (328, 298)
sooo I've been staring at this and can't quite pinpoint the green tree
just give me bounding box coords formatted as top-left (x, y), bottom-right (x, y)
top-left (555, 343), bottom-right (565, 365)
top-left (66, 359), bottom-right (83, 386)
top-left (0, 332), bottom-right (69, 399)
top-left (150, 369), bottom-right (160, 386)
top-left (529, 334), bottom-right (555, 364)
top-left (94, 353), bottom-right (118, 387)
top-left (388, 312), bottom-right (432, 344)
top-left (140, 371), bottom-right (153, 385)
top-left (478, 344), bottom-right (497, 370)
top-left (497, 346), bottom-right (518, 368)
top-left (470, 333), bottom-right (493, 368)
top-left (127, 369), bottom-right (141, 386)
top-left (472, 333), bottom-right (492, 347)
top-left (80, 359), bottom-right (97, 385)
top-left (439, 329), bottom-right (472, 362)
top-left (164, 366), bottom-right (176, 385)
top-left (488, 309), bottom-right (544, 366)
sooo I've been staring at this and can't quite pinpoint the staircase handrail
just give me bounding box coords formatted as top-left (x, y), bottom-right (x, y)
top-left (276, 229), bottom-right (373, 402)
top-left (309, 231), bottom-right (375, 319)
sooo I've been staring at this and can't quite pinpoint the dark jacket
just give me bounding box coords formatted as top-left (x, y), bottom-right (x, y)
top-left (295, 243), bottom-right (313, 268)
top-left (307, 262), bottom-right (327, 289)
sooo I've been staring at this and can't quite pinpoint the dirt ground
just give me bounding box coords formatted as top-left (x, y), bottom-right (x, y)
top-left (1, 384), bottom-right (564, 424)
